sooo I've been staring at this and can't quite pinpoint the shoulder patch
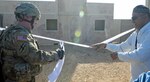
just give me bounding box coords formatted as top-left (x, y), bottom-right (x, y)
top-left (16, 35), bottom-right (28, 41)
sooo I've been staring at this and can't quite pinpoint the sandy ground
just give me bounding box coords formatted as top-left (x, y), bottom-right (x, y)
top-left (35, 45), bottom-right (130, 82)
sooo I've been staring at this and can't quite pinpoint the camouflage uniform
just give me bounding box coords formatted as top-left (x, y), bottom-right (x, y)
top-left (0, 2), bottom-right (64, 82)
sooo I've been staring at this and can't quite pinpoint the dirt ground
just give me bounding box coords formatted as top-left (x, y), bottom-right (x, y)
top-left (35, 45), bottom-right (130, 82)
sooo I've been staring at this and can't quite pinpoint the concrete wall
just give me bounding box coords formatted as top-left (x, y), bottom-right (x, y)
top-left (0, 1), bottom-right (16, 26)
top-left (146, 0), bottom-right (150, 8)
top-left (120, 20), bottom-right (134, 42)
top-left (57, 0), bottom-right (87, 44)
top-left (86, 3), bottom-right (114, 44)
top-left (108, 19), bottom-right (134, 43)
top-left (57, 0), bottom-right (114, 44)
top-left (111, 20), bottom-right (121, 42)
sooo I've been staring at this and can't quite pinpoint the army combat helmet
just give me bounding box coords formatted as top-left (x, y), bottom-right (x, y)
top-left (14, 2), bottom-right (41, 29)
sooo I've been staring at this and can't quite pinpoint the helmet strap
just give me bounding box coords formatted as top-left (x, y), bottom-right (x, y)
top-left (15, 13), bottom-right (36, 29)
top-left (22, 16), bottom-right (36, 29)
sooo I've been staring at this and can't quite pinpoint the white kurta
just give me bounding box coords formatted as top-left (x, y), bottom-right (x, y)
top-left (106, 22), bottom-right (150, 81)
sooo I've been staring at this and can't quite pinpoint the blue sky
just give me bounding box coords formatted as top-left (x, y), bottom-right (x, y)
top-left (87, 0), bottom-right (146, 19)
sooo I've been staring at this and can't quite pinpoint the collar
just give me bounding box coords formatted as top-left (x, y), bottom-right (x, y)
top-left (137, 21), bottom-right (150, 35)
top-left (16, 24), bottom-right (32, 33)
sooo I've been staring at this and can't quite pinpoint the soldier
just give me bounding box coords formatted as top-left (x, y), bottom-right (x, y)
top-left (0, 2), bottom-right (64, 82)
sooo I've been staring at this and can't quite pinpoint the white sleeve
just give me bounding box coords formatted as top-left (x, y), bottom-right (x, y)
top-left (118, 32), bottom-right (150, 63)
top-left (106, 32), bottom-right (134, 52)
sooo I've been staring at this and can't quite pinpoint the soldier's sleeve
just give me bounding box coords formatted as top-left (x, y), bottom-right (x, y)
top-left (13, 31), bottom-right (59, 65)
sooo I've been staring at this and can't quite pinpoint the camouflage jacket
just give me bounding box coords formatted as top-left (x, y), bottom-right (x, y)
top-left (1, 24), bottom-right (59, 81)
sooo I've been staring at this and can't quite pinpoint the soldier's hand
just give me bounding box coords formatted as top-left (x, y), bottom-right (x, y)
top-left (56, 48), bottom-right (65, 59)
top-left (110, 52), bottom-right (118, 60)
top-left (91, 43), bottom-right (107, 51)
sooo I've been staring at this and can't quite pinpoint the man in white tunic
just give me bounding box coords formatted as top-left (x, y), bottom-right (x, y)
top-left (92, 5), bottom-right (150, 81)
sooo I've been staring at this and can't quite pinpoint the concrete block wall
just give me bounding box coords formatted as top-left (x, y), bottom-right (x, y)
top-left (57, 0), bottom-right (87, 44)
top-left (112, 20), bottom-right (134, 43)
top-left (86, 3), bottom-right (114, 44)
top-left (146, 0), bottom-right (150, 8)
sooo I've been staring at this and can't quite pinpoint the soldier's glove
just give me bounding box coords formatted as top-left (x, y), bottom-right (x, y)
top-left (56, 48), bottom-right (65, 59)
